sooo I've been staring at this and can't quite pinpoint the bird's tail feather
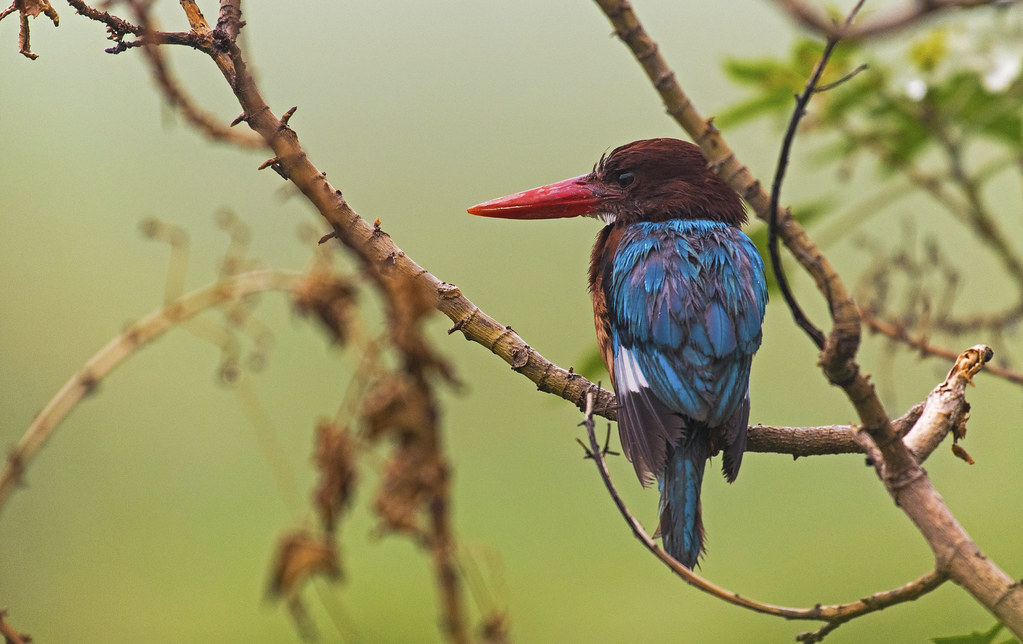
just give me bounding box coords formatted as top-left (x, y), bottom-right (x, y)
top-left (658, 436), bottom-right (709, 568)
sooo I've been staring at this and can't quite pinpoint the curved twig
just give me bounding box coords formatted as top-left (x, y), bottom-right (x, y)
top-left (767, 2), bottom-right (866, 350)
top-left (580, 392), bottom-right (948, 641)
top-left (0, 269), bottom-right (302, 513)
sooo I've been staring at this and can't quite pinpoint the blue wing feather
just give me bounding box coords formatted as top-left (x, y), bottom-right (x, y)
top-left (607, 220), bottom-right (767, 481)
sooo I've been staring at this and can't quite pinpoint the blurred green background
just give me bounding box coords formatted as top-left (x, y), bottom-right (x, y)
top-left (2, 1), bottom-right (1021, 642)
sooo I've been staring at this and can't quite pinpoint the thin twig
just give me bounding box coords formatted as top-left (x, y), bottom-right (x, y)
top-left (0, 269), bottom-right (303, 514)
top-left (0, 610), bottom-right (30, 644)
top-left (766, 2), bottom-right (868, 349)
top-left (580, 392), bottom-right (948, 640)
top-left (862, 310), bottom-right (1023, 385)
top-left (813, 64), bottom-right (869, 93)
top-left (65, 0), bottom-right (140, 36)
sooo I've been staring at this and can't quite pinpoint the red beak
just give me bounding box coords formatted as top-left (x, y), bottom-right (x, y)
top-left (467, 174), bottom-right (603, 219)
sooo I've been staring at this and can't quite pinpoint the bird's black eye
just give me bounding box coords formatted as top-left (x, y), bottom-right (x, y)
top-left (616, 171), bottom-right (635, 188)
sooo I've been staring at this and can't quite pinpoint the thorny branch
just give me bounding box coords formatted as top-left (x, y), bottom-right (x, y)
top-left (170, 4), bottom-right (471, 639)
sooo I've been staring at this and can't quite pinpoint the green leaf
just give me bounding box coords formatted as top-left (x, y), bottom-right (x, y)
top-left (722, 58), bottom-right (798, 86)
top-left (719, 38), bottom-right (864, 132)
top-left (930, 72), bottom-right (1023, 149)
top-left (981, 112), bottom-right (1023, 147)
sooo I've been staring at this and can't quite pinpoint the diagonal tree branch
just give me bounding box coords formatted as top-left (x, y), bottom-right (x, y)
top-left (169, 1), bottom-right (619, 418)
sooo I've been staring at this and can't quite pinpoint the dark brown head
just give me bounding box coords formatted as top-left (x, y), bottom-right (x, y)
top-left (468, 138), bottom-right (746, 227)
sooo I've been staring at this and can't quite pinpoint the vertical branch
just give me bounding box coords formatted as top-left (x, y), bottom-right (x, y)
top-left (428, 462), bottom-right (466, 644)
top-left (767, 1), bottom-right (867, 349)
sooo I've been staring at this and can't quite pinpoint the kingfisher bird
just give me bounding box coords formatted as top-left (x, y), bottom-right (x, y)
top-left (468, 138), bottom-right (767, 568)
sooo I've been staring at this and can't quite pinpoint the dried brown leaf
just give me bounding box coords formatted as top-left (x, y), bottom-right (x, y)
top-left (481, 611), bottom-right (509, 643)
top-left (267, 530), bottom-right (341, 599)
top-left (5, 0), bottom-right (58, 60)
top-left (383, 273), bottom-right (458, 384)
top-left (312, 421), bottom-right (358, 532)
top-left (951, 443), bottom-right (975, 465)
top-left (292, 272), bottom-right (357, 345)
top-left (374, 446), bottom-right (442, 536)
top-left (18, 0), bottom-right (57, 20)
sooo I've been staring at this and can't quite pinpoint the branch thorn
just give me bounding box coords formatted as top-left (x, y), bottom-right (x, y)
top-left (281, 106), bottom-right (298, 126)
